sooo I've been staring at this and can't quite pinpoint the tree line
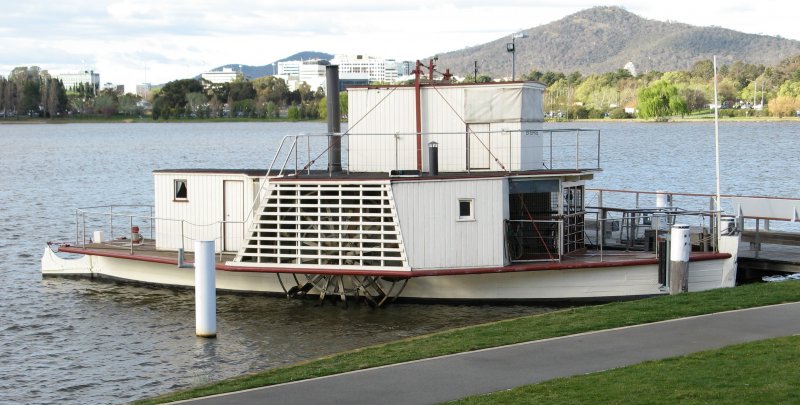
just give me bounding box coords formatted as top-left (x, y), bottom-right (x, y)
top-left (151, 76), bottom-right (347, 121)
top-left (464, 55), bottom-right (800, 119)
top-left (6, 54), bottom-right (800, 121)
top-left (0, 66), bottom-right (144, 118)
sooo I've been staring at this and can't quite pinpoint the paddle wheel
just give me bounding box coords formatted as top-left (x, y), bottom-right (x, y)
top-left (276, 273), bottom-right (408, 307)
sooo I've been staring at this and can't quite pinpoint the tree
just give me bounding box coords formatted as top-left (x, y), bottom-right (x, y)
top-left (636, 80), bottom-right (687, 119)
top-left (154, 79), bottom-right (203, 116)
top-left (93, 90), bottom-right (119, 116)
top-left (118, 94), bottom-right (142, 116)
top-left (768, 95), bottom-right (799, 117)
top-left (339, 92), bottom-right (348, 118)
top-left (690, 60), bottom-right (714, 81)
top-left (680, 88), bottom-right (708, 112)
top-left (778, 80), bottom-right (800, 98)
top-left (20, 79), bottom-right (41, 116)
top-left (186, 92), bottom-right (208, 116)
top-left (287, 104), bottom-right (300, 121)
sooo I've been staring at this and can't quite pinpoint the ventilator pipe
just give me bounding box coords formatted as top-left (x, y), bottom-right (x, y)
top-left (428, 141), bottom-right (439, 175)
top-left (326, 65), bottom-right (342, 173)
top-left (669, 224), bottom-right (690, 295)
top-left (194, 240), bottom-right (217, 338)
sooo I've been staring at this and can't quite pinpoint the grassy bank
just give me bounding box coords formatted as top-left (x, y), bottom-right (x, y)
top-left (136, 281), bottom-right (800, 404)
top-left (452, 335), bottom-right (800, 404)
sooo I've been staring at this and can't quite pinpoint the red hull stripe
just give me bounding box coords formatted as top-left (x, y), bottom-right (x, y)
top-left (57, 246), bottom-right (730, 278)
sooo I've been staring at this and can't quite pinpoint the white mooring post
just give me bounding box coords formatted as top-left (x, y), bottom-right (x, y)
top-left (669, 224), bottom-right (691, 295)
top-left (194, 240), bottom-right (217, 338)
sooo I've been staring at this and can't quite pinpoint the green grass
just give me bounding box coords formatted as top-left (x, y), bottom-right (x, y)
top-left (135, 281), bottom-right (800, 404)
top-left (451, 335), bottom-right (800, 404)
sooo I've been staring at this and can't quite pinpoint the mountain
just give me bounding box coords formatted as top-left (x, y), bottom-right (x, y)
top-left (432, 6), bottom-right (800, 78)
top-left (204, 51), bottom-right (334, 79)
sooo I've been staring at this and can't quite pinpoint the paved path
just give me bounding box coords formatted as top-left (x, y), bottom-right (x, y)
top-left (177, 302), bottom-right (800, 405)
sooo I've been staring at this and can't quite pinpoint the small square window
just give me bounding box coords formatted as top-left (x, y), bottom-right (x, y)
top-left (174, 179), bottom-right (188, 200)
top-left (458, 198), bottom-right (475, 221)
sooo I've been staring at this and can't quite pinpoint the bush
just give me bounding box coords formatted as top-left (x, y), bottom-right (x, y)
top-left (608, 107), bottom-right (630, 119)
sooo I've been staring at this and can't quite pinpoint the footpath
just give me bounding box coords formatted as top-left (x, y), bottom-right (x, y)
top-left (176, 302), bottom-right (800, 405)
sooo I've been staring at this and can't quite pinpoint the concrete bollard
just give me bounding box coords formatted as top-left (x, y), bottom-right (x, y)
top-left (669, 224), bottom-right (691, 294)
top-left (194, 240), bottom-right (217, 338)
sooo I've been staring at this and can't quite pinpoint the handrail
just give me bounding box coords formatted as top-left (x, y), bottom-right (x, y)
top-left (587, 188), bottom-right (800, 201)
top-left (74, 205), bottom-right (246, 259)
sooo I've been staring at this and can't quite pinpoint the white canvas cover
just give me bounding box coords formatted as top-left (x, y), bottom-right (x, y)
top-left (464, 87), bottom-right (522, 123)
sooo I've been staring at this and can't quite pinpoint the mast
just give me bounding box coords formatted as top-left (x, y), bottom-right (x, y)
top-left (713, 56), bottom-right (722, 248)
top-left (414, 60), bottom-right (423, 172)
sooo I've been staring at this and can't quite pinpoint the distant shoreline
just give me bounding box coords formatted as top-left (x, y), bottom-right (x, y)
top-left (0, 116), bottom-right (796, 125)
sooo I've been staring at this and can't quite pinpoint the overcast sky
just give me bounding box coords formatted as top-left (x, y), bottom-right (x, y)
top-left (3, 1), bottom-right (799, 92)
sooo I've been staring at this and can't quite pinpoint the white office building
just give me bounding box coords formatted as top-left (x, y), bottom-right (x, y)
top-left (201, 67), bottom-right (242, 85)
top-left (58, 70), bottom-right (100, 92)
top-left (277, 61), bottom-right (301, 77)
top-left (330, 55), bottom-right (399, 84)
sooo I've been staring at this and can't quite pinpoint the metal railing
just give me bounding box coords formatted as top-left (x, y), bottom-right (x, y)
top-left (263, 129), bottom-right (602, 177)
top-left (74, 205), bottom-right (245, 261)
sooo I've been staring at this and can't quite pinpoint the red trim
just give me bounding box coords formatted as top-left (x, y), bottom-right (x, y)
top-left (414, 60), bottom-right (423, 172)
top-left (56, 246), bottom-right (730, 278)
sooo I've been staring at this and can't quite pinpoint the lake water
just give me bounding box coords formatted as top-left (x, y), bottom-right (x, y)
top-left (0, 120), bottom-right (798, 403)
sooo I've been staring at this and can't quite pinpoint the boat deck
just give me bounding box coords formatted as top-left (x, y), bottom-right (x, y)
top-left (56, 240), bottom-right (730, 278)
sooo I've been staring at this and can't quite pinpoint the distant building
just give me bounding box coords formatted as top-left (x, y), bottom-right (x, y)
top-left (397, 61), bottom-right (414, 77)
top-left (102, 82), bottom-right (124, 94)
top-left (330, 54), bottom-right (399, 84)
top-left (623, 62), bottom-right (637, 77)
top-left (136, 83), bottom-right (152, 99)
top-left (277, 61), bottom-right (301, 76)
top-left (57, 70), bottom-right (100, 92)
top-left (201, 67), bottom-right (243, 85)
top-left (298, 60), bottom-right (329, 91)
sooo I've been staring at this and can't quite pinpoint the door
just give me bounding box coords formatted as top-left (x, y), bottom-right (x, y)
top-left (223, 180), bottom-right (244, 252)
top-left (467, 123), bottom-right (490, 170)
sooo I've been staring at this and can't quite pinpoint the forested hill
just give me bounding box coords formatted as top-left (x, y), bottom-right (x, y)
top-left (433, 6), bottom-right (800, 77)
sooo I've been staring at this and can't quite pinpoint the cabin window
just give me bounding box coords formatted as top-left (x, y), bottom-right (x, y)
top-left (174, 179), bottom-right (188, 201)
top-left (458, 198), bottom-right (475, 221)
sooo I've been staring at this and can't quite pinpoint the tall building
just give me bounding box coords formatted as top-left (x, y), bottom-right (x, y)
top-left (57, 70), bottom-right (100, 92)
top-left (298, 60), bottom-right (329, 91)
top-left (200, 67), bottom-right (242, 85)
top-left (277, 61), bottom-right (301, 77)
top-left (330, 55), bottom-right (398, 84)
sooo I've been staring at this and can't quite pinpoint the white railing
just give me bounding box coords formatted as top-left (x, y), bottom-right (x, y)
top-left (73, 205), bottom-right (245, 260)
top-left (264, 129), bottom-right (602, 176)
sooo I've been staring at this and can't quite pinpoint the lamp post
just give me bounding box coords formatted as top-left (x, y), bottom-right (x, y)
top-left (507, 31), bottom-right (528, 81)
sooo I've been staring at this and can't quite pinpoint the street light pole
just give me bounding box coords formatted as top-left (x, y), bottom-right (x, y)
top-left (508, 31), bottom-right (528, 81)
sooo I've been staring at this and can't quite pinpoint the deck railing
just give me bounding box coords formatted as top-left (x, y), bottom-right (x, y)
top-left (586, 188), bottom-right (800, 253)
top-left (264, 129), bottom-right (602, 177)
top-left (73, 205), bottom-right (245, 260)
